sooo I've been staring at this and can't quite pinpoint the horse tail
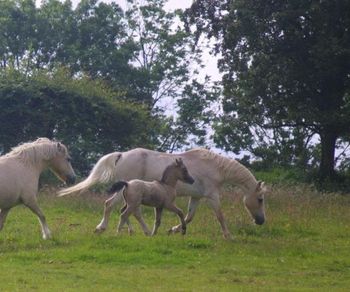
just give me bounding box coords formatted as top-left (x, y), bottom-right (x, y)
top-left (57, 152), bottom-right (122, 197)
top-left (107, 181), bottom-right (128, 195)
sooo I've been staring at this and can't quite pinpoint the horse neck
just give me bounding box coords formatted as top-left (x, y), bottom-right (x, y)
top-left (160, 167), bottom-right (179, 188)
top-left (224, 159), bottom-right (258, 193)
top-left (11, 147), bottom-right (51, 175)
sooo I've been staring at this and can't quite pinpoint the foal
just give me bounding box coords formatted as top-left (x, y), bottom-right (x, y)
top-left (97, 158), bottom-right (194, 236)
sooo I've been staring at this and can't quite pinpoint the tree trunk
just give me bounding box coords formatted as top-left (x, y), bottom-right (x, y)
top-left (319, 130), bottom-right (337, 180)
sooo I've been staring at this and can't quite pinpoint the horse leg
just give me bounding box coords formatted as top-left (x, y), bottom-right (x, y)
top-left (151, 207), bottom-right (163, 236)
top-left (207, 195), bottom-right (232, 240)
top-left (120, 204), bottom-right (134, 235)
top-left (117, 205), bottom-right (134, 234)
top-left (95, 192), bottom-right (121, 233)
top-left (133, 207), bottom-right (151, 236)
top-left (170, 197), bottom-right (200, 233)
top-left (166, 204), bottom-right (186, 235)
top-left (0, 208), bottom-right (11, 231)
top-left (23, 199), bottom-right (51, 240)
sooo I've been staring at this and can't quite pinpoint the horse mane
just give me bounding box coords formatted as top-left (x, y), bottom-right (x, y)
top-left (4, 138), bottom-right (64, 165)
top-left (186, 148), bottom-right (257, 187)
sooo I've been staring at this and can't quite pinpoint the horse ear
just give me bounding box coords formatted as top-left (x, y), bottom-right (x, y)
top-left (256, 181), bottom-right (265, 191)
top-left (175, 158), bottom-right (183, 166)
top-left (56, 142), bottom-right (64, 153)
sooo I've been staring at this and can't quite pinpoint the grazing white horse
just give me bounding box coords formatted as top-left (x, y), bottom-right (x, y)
top-left (58, 148), bottom-right (266, 239)
top-left (0, 138), bottom-right (76, 239)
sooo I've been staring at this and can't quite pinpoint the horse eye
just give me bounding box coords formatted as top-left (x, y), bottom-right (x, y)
top-left (258, 198), bottom-right (264, 203)
top-left (67, 157), bottom-right (72, 162)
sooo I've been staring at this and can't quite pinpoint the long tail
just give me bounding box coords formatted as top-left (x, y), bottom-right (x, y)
top-left (57, 152), bottom-right (122, 197)
top-left (107, 181), bottom-right (128, 195)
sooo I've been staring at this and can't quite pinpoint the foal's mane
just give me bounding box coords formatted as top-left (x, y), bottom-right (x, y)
top-left (187, 148), bottom-right (257, 186)
top-left (160, 162), bottom-right (176, 183)
top-left (4, 138), bottom-right (64, 165)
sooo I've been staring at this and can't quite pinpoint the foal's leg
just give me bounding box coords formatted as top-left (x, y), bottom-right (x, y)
top-left (117, 205), bottom-right (134, 234)
top-left (166, 204), bottom-right (186, 235)
top-left (95, 191), bottom-right (122, 233)
top-left (120, 204), bottom-right (134, 235)
top-left (207, 194), bottom-right (232, 240)
top-left (170, 197), bottom-right (200, 233)
top-left (151, 207), bottom-right (163, 236)
top-left (23, 199), bottom-right (51, 240)
top-left (133, 207), bottom-right (151, 236)
top-left (0, 208), bottom-right (11, 231)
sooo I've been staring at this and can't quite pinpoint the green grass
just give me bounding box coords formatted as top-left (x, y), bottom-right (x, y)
top-left (0, 184), bottom-right (350, 291)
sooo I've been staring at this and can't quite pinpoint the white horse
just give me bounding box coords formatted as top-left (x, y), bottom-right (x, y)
top-left (58, 148), bottom-right (266, 239)
top-left (0, 138), bottom-right (76, 239)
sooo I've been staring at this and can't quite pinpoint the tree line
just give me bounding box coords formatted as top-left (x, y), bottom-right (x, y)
top-left (1, 0), bottom-right (349, 183)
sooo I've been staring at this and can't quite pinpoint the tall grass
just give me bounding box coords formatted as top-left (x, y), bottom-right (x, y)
top-left (0, 184), bottom-right (349, 291)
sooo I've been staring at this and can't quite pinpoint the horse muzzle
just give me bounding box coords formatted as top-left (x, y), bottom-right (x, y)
top-left (65, 174), bottom-right (76, 185)
top-left (254, 215), bottom-right (265, 225)
top-left (186, 176), bottom-right (195, 184)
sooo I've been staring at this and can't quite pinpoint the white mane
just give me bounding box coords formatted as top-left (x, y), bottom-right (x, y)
top-left (188, 148), bottom-right (257, 188)
top-left (4, 138), bottom-right (63, 165)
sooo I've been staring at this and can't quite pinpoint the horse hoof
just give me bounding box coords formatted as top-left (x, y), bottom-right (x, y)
top-left (94, 227), bottom-right (105, 234)
top-left (223, 233), bottom-right (233, 240)
top-left (42, 234), bottom-right (51, 240)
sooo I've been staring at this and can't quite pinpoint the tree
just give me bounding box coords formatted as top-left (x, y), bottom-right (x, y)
top-left (187, 0), bottom-right (350, 179)
top-left (0, 68), bottom-right (157, 173)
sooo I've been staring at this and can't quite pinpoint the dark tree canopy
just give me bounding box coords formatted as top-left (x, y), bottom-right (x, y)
top-left (187, 0), bottom-right (350, 179)
top-left (0, 0), bottom-right (214, 177)
top-left (0, 68), bottom-right (156, 173)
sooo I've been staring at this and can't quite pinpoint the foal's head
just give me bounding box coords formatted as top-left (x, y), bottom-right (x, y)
top-left (243, 181), bottom-right (266, 225)
top-left (161, 158), bottom-right (195, 186)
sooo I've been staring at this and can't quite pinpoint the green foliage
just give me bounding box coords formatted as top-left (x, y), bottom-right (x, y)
top-left (0, 186), bottom-right (349, 290)
top-left (0, 68), bottom-right (157, 173)
top-left (188, 0), bottom-right (350, 180)
top-left (0, 0), bottom-right (213, 157)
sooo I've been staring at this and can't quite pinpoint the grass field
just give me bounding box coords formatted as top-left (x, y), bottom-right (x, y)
top-left (0, 184), bottom-right (349, 291)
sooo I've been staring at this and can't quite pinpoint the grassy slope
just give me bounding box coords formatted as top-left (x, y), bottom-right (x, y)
top-left (0, 185), bottom-right (349, 291)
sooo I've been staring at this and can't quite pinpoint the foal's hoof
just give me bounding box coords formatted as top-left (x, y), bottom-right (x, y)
top-left (168, 225), bottom-right (181, 234)
top-left (94, 227), bottom-right (106, 234)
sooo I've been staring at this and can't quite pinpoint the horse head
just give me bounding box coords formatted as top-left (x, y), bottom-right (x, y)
top-left (175, 158), bottom-right (195, 185)
top-left (49, 142), bottom-right (76, 185)
top-left (243, 181), bottom-right (266, 225)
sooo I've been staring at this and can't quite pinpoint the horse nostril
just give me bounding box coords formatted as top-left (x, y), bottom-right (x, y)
top-left (255, 216), bottom-right (265, 225)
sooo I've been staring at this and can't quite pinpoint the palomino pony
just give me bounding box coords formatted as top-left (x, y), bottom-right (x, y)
top-left (0, 138), bottom-right (76, 239)
top-left (58, 148), bottom-right (266, 239)
top-left (98, 158), bottom-right (194, 236)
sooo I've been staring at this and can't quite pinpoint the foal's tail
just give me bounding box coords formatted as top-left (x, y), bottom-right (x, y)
top-left (57, 152), bottom-right (122, 197)
top-left (107, 181), bottom-right (128, 195)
